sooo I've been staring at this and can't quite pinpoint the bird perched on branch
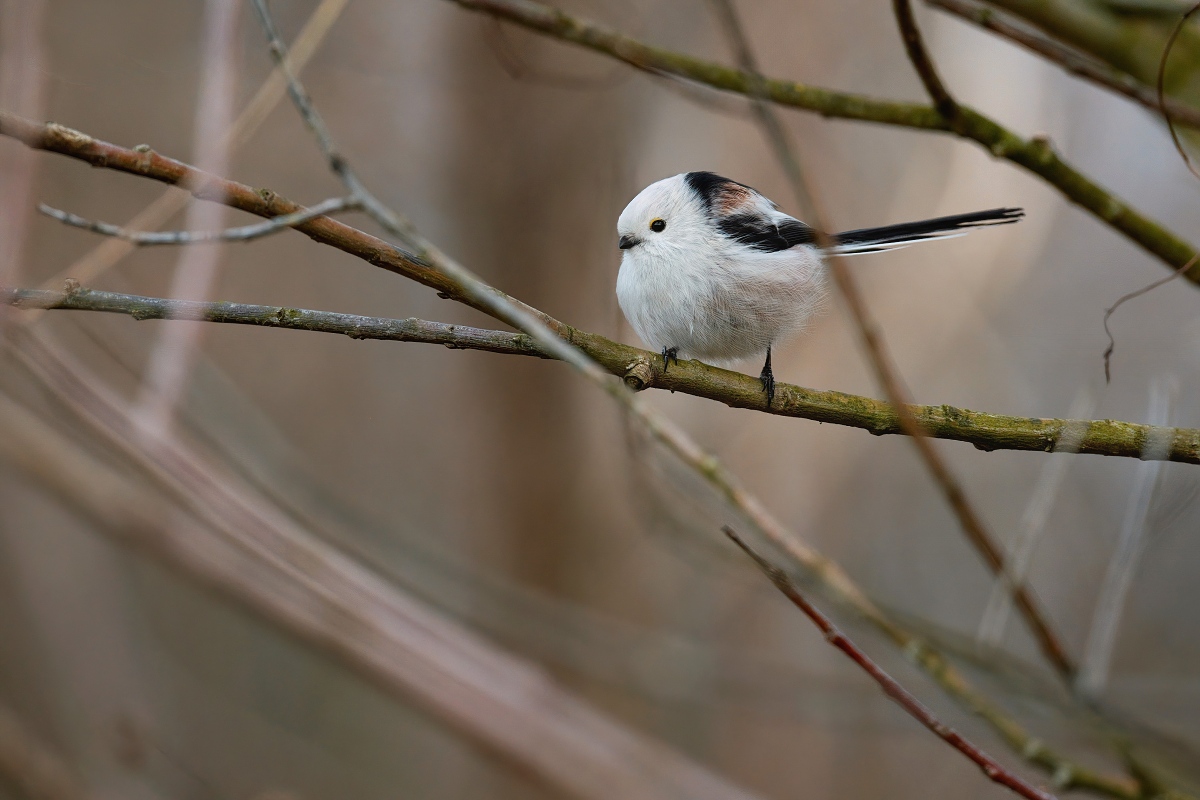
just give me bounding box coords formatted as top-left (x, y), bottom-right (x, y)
top-left (616, 171), bottom-right (1023, 407)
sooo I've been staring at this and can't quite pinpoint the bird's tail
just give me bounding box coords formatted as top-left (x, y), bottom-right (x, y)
top-left (826, 207), bottom-right (1024, 255)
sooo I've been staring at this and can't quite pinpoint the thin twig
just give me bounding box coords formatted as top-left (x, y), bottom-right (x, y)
top-left (711, 0), bottom-right (1074, 680)
top-left (247, 0), bottom-right (419, 247)
top-left (927, 0), bottom-right (1200, 129)
top-left (894, 0), bottom-right (960, 118)
top-left (4, 286), bottom-right (547, 357)
top-left (1103, 253), bottom-right (1199, 382)
top-left (7, 120), bottom-right (1200, 465)
top-left (447, 0), bottom-right (1200, 285)
top-left (1158, 1), bottom-right (1200, 181)
top-left (38, 196), bottom-right (358, 246)
top-left (1098, 2), bottom-right (1200, 382)
top-left (722, 526), bottom-right (1057, 800)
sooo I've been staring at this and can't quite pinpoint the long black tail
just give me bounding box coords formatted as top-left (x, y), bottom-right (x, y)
top-left (828, 207), bottom-right (1024, 255)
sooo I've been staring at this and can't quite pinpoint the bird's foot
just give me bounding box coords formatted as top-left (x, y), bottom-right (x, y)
top-left (759, 360), bottom-right (776, 408)
top-left (661, 347), bottom-right (679, 372)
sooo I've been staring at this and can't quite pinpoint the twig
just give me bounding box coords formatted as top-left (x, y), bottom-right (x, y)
top-left (1097, 3), bottom-right (1200, 382)
top-left (446, 0), bottom-right (1200, 284)
top-left (7, 121), bottom-right (1200, 464)
top-left (722, 526), bottom-right (1057, 800)
top-left (38, 196), bottom-right (358, 246)
top-left (713, 0), bottom-right (1074, 680)
top-left (247, 0), bottom-right (420, 249)
top-left (927, 0), bottom-right (1200, 129)
top-left (894, 0), bottom-right (960, 118)
top-left (1158, 1), bottom-right (1200, 181)
top-left (1102, 253), bottom-right (1199, 382)
top-left (4, 286), bottom-right (547, 357)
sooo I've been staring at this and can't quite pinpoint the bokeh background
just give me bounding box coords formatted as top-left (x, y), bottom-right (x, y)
top-left (1, 0), bottom-right (1199, 798)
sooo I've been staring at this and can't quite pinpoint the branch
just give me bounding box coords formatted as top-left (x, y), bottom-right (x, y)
top-left (5, 286), bottom-right (547, 358)
top-left (723, 527), bottom-right (1057, 800)
top-left (7, 286), bottom-right (1200, 463)
top-left (894, 0), bottom-right (960, 118)
top-left (927, 0), bottom-right (1200, 129)
top-left (37, 195), bottom-right (358, 246)
top-left (445, 0), bottom-right (1200, 284)
top-left (4, 117), bottom-right (1200, 463)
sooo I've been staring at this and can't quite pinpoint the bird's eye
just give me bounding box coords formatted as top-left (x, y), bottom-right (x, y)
top-left (650, 219), bottom-right (666, 233)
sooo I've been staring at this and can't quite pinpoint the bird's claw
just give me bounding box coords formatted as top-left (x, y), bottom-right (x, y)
top-left (759, 351), bottom-right (775, 408)
top-left (661, 347), bottom-right (679, 372)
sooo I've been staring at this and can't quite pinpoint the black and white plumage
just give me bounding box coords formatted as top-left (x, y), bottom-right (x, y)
top-left (615, 171), bottom-right (1022, 405)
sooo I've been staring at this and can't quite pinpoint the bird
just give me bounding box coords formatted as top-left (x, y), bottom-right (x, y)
top-left (615, 171), bottom-right (1023, 407)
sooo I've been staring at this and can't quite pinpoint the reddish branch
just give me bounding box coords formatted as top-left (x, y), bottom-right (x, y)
top-left (723, 527), bottom-right (1057, 800)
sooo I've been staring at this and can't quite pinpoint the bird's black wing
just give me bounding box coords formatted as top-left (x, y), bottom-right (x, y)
top-left (718, 213), bottom-right (817, 252)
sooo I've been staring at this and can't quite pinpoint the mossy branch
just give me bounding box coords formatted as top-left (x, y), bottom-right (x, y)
top-left (446, 0), bottom-right (1200, 283)
top-left (8, 285), bottom-right (1200, 465)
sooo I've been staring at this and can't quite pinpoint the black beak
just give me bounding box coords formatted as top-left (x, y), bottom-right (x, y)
top-left (618, 234), bottom-right (639, 250)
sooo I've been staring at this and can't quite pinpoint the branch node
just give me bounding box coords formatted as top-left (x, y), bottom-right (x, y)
top-left (62, 278), bottom-right (80, 296)
top-left (622, 358), bottom-right (654, 391)
top-left (44, 121), bottom-right (91, 150)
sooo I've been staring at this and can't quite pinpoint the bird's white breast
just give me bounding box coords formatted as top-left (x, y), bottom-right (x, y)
top-left (617, 237), bottom-right (826, 364)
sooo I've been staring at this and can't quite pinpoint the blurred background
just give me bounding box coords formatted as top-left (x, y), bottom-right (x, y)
top-left (1, 0), bottom-right (1199, 798)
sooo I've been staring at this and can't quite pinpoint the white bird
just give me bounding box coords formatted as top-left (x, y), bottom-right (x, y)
top-left (615, 171), bottom-right (1023, 406)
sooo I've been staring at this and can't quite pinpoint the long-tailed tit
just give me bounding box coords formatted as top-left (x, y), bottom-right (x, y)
top-left (616, 171), bottom-right (1023, 406)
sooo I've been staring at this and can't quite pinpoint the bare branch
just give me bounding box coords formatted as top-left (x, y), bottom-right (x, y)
top-left (446, 0), bottom-right (1200, 284)
top-left (37, 196), bottom-right (358, 246)
top-left (894, 0), bottom-right (960, 118)
top-left (723, 526), bottom-right (1058, 800)
top-left (927, 0), bottom-right (1200, 129)
top-left (5, 286), bottom-right (547, 358)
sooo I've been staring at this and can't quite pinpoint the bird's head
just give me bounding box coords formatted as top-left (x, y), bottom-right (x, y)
top-left (617, 172), bottom-right (763, 263)
top-left (616, 174), bottom-right (713, 260)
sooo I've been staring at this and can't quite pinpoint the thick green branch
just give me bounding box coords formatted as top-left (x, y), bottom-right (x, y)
top-left (447, 0), bottom-right (1200, 283)
top-left (9, 286), bottom-right (1200, 465)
